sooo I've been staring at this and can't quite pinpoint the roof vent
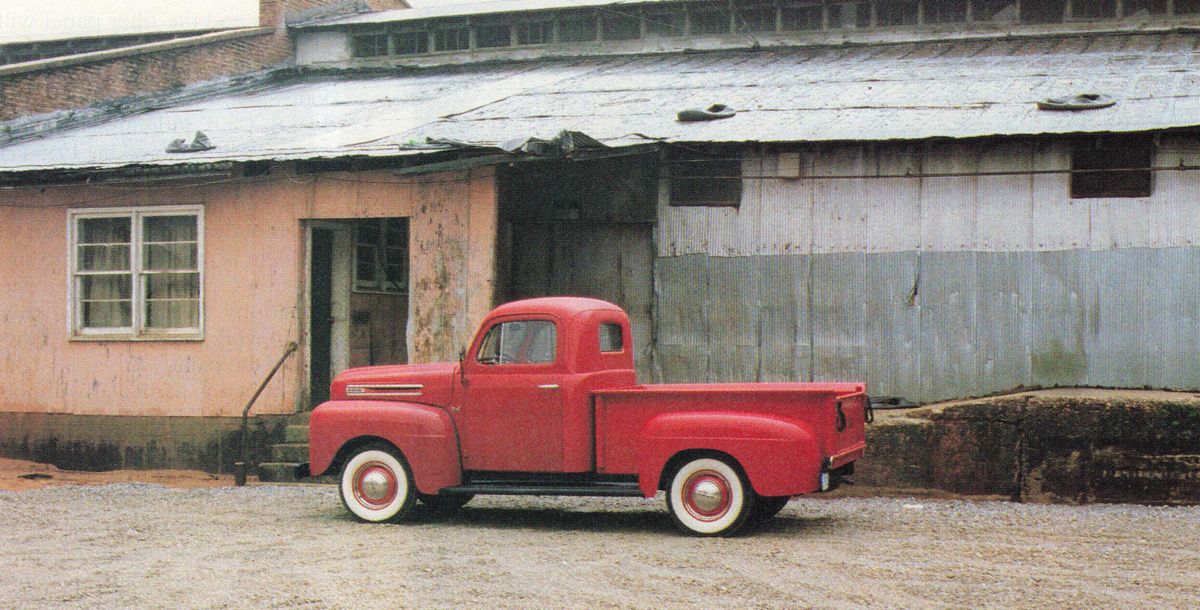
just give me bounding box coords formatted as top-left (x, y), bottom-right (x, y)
top-left (677, 104), bottom-right (737, 122)
top-left (166, 131), bottom-right (215, 153)
top-left (1037, 94), bottom-right (1116, 111)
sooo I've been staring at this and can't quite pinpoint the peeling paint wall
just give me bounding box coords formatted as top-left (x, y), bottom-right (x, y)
top-left (0, 165), bottom-right (496, 419)
top-left (654, 137), bottom-right (1200, 402)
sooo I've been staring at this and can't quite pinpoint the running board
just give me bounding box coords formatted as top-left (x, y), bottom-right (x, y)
top-left (438, 483), bottom-right (644, 498)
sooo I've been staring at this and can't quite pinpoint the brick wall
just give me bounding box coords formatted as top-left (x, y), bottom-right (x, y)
top-left (0, 0), bottom-right (409, 121)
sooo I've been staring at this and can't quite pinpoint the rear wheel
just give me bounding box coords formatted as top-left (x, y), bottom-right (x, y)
top-left (666, 457), bottom-right (755, 536)
top-left (339, 443), bottom-right (416, 523)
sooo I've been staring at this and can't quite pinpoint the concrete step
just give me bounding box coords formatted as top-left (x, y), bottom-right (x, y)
top-left (257, 462), bottom-right (336, 484)
top-left (284, 424), bottom-right (309, 443)
top-left (271, 443), bottom-right (310, 463)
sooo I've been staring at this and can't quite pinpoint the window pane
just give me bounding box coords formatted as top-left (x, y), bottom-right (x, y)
top-left (144, 215), bottom-right (197, 242)
top-left (877, 1), bottom-right (919, 26)
top-left (79, 217), bottom-right (131, 244)
top-left (516, 21), bottom-right (552, 44)
top-left (79, 275), bottom-right (132, 328)
top-left (1123, 0), bottom-right (1167, 16)
top-left (925, 0), bottom-right (968, 23)
top-left (737, 7), bottom-right (777, 32)
top-left (144, 243), bottom-right (198, 271)
top-left (476, 24), bottom-right (511, 48)
top-left (600, 323), bottom-right (623, 352)
top-left (82, 300), bottom-right (132, 329)
top-left (434, 27), bottom-right (469, 51)
top-left (1021, 0), bottom-right (1066, 23)
top-left (477, 325), bottom-right (503, 363)
top-left (691, 9), bottom-right (731, 34)
top-left (972, 0), bottom-right (1018, 21)
top-left (559, 14), bottom-right (597, 42)
top-left (1072, 0), bottom-right (1116, 19)
top-left (1178, 0), bottom-right (1200, 14)
top-left (352, 34), bottom-right (388, 57)
top-left (145, 272), bottom-right (200, 299)
top-left (645, 11), bottom-right (686, 36)
top-left (601, 12), bottom-right (641, 40)
top-left (144, 273), bottom-right (200, 329)
top-left (782, 6), bottom-right (823, 30)
top-left (78, 244), bottom-right (130, 271)
top-left (829, 3), bottom-right (871, 28)
top-left (477, 321), bottom-right (556, 364)
top-left (394, 31), bottom-right (429, 55)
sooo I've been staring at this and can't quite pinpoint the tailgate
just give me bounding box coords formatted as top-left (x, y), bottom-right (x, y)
top-left (829, 391), bottom-right (869, 469)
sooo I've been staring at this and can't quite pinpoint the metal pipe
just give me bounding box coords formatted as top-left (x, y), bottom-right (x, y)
top-left (235, 341), bottom-right (299, 487)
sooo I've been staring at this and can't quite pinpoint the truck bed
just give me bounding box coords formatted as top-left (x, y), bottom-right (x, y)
top-left (593, 383), bottom-right (867, 476)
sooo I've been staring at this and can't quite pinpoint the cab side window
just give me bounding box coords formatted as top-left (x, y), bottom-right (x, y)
top-left (477, 320), bottom-right (557, 365)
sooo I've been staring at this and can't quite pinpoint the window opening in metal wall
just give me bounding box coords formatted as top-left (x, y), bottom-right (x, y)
top-left (736, 6), bottom-right (778, 32)
top-left (352, 33), bottom-right (388, 57)
top-left (782, 4), bottom-right (824, 30)
top-left (1071, 0), bottom-right (1118, 20)
top-left (645, 9), bottom-right (686, 35)
top-left (517, 21), bottom-right (552, 44)
top-left (1123, 0), bottom-right (1169, 16)
top-left (353, 218), bottom-right (409, 294)
top-left (1070, 135), bottom-right (1153, 199)
top-left (668, 146), bottom-right (743, 207)
top-left (1021, 0), bottom-right (1067, 23)
top-left (433, 26), bottom-right (469, 52)
top-left (601, 11), bottom-right (641, 40)
top-left (691, 8), bottom-right (732, 34)
top-left (926, 0), bottom-right (968, 23)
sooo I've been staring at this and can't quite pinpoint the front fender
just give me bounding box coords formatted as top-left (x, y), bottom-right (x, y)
top-left (636, 412), bottom-right (822, 498)
top-left (308, 400), bottom-right (462, 495)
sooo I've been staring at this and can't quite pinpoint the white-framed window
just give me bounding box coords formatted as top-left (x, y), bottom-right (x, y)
top-left (353, 218), bottom-right (408, 294)
top-left (68, 206), bottom-right (203, 340)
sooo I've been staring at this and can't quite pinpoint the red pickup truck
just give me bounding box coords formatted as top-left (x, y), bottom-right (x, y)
top-left (306, 297), bottom-right (867, 536)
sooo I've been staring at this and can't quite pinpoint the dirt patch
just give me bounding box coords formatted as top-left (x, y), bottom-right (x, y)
top-left (0, 458), bottom-right (235, 492)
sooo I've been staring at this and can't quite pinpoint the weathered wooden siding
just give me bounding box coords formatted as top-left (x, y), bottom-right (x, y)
top-left (0, 166), bottom-right (497, 418)
top-left (654, 137), bottom-right (1200, 402)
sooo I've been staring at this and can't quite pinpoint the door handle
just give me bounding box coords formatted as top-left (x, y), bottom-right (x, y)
top-left (537, 384), bottom-right (560, 390)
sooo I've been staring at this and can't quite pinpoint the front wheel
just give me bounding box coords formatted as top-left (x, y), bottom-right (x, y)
top-left (339, 443), bottom-right (416, 523)
top-left (666, 457), bottom-right (755, 536)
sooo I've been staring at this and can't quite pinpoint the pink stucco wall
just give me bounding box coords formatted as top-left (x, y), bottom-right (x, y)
top-left (0, 166), bottom-right (497, 417)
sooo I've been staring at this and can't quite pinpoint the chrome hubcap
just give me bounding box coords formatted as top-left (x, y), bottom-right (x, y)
top-left (691, 480), bottom-right (724, 513)
top-left (360, 470), bottom-right (391, 502)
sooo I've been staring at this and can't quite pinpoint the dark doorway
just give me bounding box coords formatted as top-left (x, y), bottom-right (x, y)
top-left (498, 156), bottom-right (657, 378)
top-left (309, 227), bottom-right (335, 406)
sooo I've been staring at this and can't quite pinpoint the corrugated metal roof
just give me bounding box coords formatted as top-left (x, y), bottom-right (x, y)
top-left (2, 32), bottom-right (1200, 173)
top-left (302, 0), bottom-right (682, 28)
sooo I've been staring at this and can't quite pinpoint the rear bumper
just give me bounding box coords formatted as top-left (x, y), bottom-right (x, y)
top-left (825, 442), bottom-right (865, 470)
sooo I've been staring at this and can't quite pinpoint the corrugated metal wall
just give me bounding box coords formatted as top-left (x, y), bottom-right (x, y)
top-left (652, 137), bottom-right (1200, 403)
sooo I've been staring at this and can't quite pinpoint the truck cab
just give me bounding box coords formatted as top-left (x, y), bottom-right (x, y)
top-left (307, 297), bottom-right (868, 536)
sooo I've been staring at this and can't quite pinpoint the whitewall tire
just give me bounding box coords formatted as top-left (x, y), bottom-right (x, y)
top-left (339, 443), bottom-right (416, 523)
top-left (666, 457), bottom-right (755, 536)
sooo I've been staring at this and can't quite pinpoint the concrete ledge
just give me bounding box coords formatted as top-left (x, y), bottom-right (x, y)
top-left (858, 389), bottom-right (1200, 505)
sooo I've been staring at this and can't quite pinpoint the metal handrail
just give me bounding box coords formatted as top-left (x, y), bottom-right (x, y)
top-left (234, 341), bottom-right (299, 486)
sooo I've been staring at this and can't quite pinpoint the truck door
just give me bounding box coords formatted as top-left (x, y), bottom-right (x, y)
top-left (459, 318), bottom-right (565, 472)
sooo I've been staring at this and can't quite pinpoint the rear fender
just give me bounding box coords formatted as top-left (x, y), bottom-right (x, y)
top-left (308, 400), bottom-right (462, 495)
top-left (636, 412), bottom-right (822, 498)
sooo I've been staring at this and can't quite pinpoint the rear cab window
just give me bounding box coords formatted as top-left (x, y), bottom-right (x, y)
top-left (599, 323), bottom-right (624, 352)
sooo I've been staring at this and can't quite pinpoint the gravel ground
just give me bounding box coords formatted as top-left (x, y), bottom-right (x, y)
top-left (1, 484), bottom-right (1197, 609)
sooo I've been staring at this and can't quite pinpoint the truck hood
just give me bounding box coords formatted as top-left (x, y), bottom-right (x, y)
top-left (329, 362), bottom-right (457, 407)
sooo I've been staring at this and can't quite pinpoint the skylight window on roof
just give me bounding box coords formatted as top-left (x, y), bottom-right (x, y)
top-left (828, 2), bottom-right (871, 28)
top-left (736, 6), bottom-right (778, 32)
top-left (517, 21), bottom-right (553, 45)
top-left (691, 8), bottom-right (732, 34)
top-left (877, 1), bottom-right (919, 26)
top-left (352, 33), bottom-right (388, 57)
top-left (925, 0), bottom-right (967, 23)
top-left (1123, 0), bottom-right (1168, 17)
top-left (1021, 0), bottom-right (1066, 23)
top-left (645, 10), bottom-right (686, 36)
top-left (782, 4), bottom-right (824, 30)
top-left (559, 12), bottom-right (598, 42)
top-left (475, 23), bottom-right (512, 48)
top-left (972, 0), bottom-right (1018, 22)
top-left (602, 12), bottom-right (641, 40)
top-left (433, 26), bottom-right (469, 52)
top-left (1071, 0), bottom-right (1117, 20)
